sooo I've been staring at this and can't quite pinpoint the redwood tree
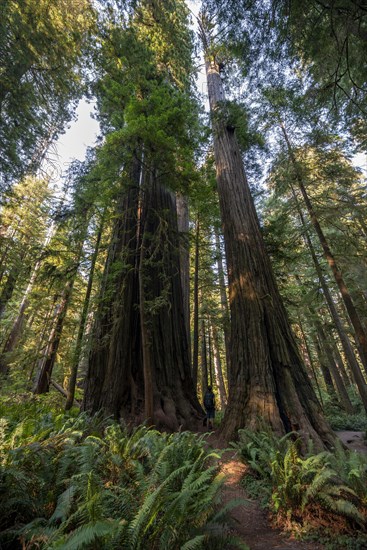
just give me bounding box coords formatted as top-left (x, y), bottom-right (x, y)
top-left (199, 13), bottom-right (336, 449)
top-left (83, 0), bottom-right (203, 429)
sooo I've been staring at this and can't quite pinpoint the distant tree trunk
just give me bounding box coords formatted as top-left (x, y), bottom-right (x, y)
top-left (200, 319), bottom-right (208, 402)
top-left (192, 217), bottom-right (200, 389)
top-left (28, 295), bottom-right (58, 383)
top-left (0, 227), bottom-right (54, 373)
top-left (281, 121), bottom-right (367, 376)
top-left (314, 332), bottom-right (336, 394)
top-left (289, 181), bottom-right (367, 411)
top-left (83, 159), bottom-right (203, 430)
top-left (297, 316), bottom-right (323, 406)
top-left (33, 280), bottom-right (74, 394)
top-left (176, 192), bottom-right (191, 361)
top-left (65, 216), bottom-right (104, 411)
top-left (200, 20), bottom-right (335, 449)
top-left (0, 269), bottom-right (20, 318)
top-left (215, 230), bottom-right (231, 387)
top-left (210, 320), bottom-right (227, 408)
top-left (315, 318), bottom-right (354, 413)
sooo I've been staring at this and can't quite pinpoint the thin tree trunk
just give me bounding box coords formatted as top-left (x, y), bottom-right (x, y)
top-left (200, 18), bottom-right (335, 448)
top-left (0, 225), bottom-right (54, 373)
top-left (34, 280), bottom-right (74, 394)
top-left (215, 229), bottom-right (231, 387)
top-left (65, 216), bottom-right (104, 411)
top-left (192, 217), bottom-right (200, 389)
top-left (315, 318), bottom-right (354, 413)
top-left (210, 319), bottom-right (227, 408)
top-left (201, 319), bottom-right (208, 402)
top-left (280, 121), bottom-right (367, 376)
top-left (288, 180), bottom-right (367, 411)
top-left (297, 316), bottom-right (323, 406)
top-left (176, 192), bottom-right (191, 362)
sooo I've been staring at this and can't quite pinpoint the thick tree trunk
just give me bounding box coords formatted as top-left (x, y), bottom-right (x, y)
top-left (281, 121), bottom-right (367, 376)
top-left (83, 163), bottom-right (143, 419)
top-left (201, 31), bottom-right (335, 448)
top-left (83, 160), bottom-right (203, 430)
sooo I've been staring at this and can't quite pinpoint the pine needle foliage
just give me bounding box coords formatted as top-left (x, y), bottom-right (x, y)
top-left (0, 396), bottom-right (245, 549)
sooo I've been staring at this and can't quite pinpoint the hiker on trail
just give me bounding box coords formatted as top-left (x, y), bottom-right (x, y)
top-left (204, 385), bottom-right (215, 430)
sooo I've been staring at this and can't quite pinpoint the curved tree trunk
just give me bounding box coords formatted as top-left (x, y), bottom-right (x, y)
top-left (200, 21), bottom-right (336, 449)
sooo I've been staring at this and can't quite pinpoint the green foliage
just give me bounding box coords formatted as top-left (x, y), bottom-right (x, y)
top-left (0, 0), bottom-right (95, 185)
top-left (233, 428), bottom-right (367, 539)
top-left (323, 391), bottom-right (367, 431)
top-left (0, 396), bottom-right (243, 549)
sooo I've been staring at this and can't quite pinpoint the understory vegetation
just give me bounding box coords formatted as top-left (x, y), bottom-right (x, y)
top-left (234, 428), bottom-right (367, 549)
top-left (0, 393), bottom-right (246, 550)
top-left (322, 390), bottom-right (367, 433)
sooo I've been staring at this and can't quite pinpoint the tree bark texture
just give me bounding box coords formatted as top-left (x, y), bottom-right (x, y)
top-left (83, 160), bottom-right (203, 430)
top-left (203, 47), bottom-right (335, 449)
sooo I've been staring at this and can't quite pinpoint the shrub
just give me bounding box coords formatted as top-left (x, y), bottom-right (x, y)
top-left (0, 396), bottom-right (247, 549)
top-left (232, 428), bottom-right (367, 540)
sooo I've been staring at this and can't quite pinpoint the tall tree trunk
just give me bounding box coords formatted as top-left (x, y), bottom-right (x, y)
top-left (0, 269), bottom-right (20, 318)
top-left (34, 280), bottom-right (74, 394)
top-left (297, 316), bottom-right (323, 406)
top-left (83, 160), bottom-right (203, 430)
top-left (0, 226), bottom-right (54, 373)
top-left (65, 216), bottom-right (104, 411)
top-left (315, 318), bottom-right (354, 413)
top-left (313, 332), bottom-right (336, 395)
top-left (192, 217), bottom-right (200, 389)
top-left (210, 319), bottom-right (227, 408)
top-left (200, 19), bottom-right (335, 448)
top-left (200, 319), bottom-right (208, 402)
top-left (289, 181), bottom-right (367, 411)
top-left (176, 192), bottom-right (191, 362)
top-left (280, 121), bottom-right (367, 376)
top-left (215, 230), bottom-right (231, 387)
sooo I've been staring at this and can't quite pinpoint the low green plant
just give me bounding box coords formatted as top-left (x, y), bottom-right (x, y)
top-left (0, 396), bottom-right (248, 549)
top-left (233, 428), bottom-right (367, 540)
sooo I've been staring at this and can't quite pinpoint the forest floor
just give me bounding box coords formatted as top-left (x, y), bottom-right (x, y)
top-left (205, 430), bottom-right (367, 550)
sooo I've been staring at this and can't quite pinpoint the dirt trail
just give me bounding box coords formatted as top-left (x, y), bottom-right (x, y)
top-left (206, 430), bottom-right (367, 550)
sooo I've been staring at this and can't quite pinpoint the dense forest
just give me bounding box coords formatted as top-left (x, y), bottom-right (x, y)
top-left (1, 0), bottom-right (367, 548)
